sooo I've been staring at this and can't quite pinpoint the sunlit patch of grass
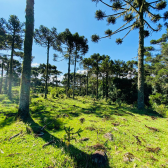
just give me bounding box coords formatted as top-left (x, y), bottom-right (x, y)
top-left (0, 92), bottom-right (168, 167)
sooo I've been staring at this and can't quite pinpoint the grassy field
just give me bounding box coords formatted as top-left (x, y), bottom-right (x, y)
top-left (0, 89), bottom-right (168, 168)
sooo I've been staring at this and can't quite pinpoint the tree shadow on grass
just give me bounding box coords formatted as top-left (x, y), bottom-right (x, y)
top-left (120, 107), bottom-right (163, 117)
top-left (26, 117), bottom-right (111, 168)
top-left (0, 115), bottom-right (16, 128)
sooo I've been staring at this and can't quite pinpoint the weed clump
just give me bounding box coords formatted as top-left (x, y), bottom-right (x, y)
top-left (41, 117), bottom-right (63, 130)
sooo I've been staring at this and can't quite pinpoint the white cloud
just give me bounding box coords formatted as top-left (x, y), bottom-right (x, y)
top-left (31, 63), bottom-right (39, 67)
top-left (76, 70), bottom-right (88, 74)
top-left (57, 75), bottom-right (64, 81)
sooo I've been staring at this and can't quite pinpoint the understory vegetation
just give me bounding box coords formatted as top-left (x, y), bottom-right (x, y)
top-left (0, 88), bottom-right (168, 168)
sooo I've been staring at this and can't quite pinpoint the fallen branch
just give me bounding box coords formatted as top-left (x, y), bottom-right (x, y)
top-left (34, 132), bottom-right (44, 138)
top-left (41, 122), bottom-right (51, 131)
top-left (7, 153), bottom-right (22, 157)
top-left (9, 131), bottom-right (22, 141)
top-left (42, 140), bottom-right (55, 148)
top-left (133, 135), bottom-right (141, 145)
top-left (146, 147), bottom-right (161, 153)
top-left (145, 125), bottom-right (159, 132)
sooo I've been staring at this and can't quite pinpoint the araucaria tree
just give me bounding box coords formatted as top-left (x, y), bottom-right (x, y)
top-left (72, 33), bottom-right (88, 99)
top-left (34, 25), bottom-right (61, 99)
top-left (6, 15), bottom-right (24, 99)
top-left (17, 0), bottom-right (34, 121)
top-left (100, 55), bottom-right (113, 101)
top-left (91, 0), bottom-right (168, 109)
top-left (90, 53), bottom-right (104, 99)
top-left (58, 29), bottom-right (74, 97)
top-left (0, 18), bottom-right (6, 50)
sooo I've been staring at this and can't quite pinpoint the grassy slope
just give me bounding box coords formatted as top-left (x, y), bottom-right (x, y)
top-left (0, 91), bottom-right (168, 168)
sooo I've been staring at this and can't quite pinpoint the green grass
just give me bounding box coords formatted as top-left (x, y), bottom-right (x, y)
top-left (0, 93), bottom-right (168, 168)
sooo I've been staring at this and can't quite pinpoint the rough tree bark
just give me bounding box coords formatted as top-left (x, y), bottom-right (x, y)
top-left (137, 5), bottom-right (144, 110)
top-left (17, 0), bottom-right (34, 121)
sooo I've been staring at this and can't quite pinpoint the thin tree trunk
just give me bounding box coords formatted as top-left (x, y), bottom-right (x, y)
top-left (86, 71), bottom-right (88, 96)
top-left (56, 74), bottom-right (58, 87)
top-left (96, 70), bottom-right (98, 100)
top-left (73, 53), bottom-right (77, 99)
top-left (17, 0), bottom-right (34, 121)
top-left (45, 41), bottom-right (49, 99)
top-left (103, 74), bottom-right (104, 98)
top-left (106, 71), bottom-right (108, 102)
top-left (8, 32), bottom-right (15, 99)
top-left (4, 62), bottom-right (9, 94)
top-left (137, 9), bottom-right (144, 110)
top-left (0, 60), bottom-right (4, 94)
top-left (67, 53), bottom-right (71, 97)
top-left (80, 75), bottom-right (81, 96)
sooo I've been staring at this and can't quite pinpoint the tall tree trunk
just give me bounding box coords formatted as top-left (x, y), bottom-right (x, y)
top-left (45, 41), bottom-right (49, 99)
top-left (0, 60), bottom-right (4, 94)
top-left (73, 53), bottom-right (77, 99)
top-left (137, 8), bottom-right (144, 110)
top-left (102, 74), bottom-right (104, 98)
top-left (96, 61), bottom-right (99, 99)
top-left (8, 33), bottom-right (15, 99)
top-left (67, 53), bottom-right (71, 97)
top-left (86, 71), bottom-right (88, 96)
top-left (4, 62), bottom-right (9, 94)
top-left (96, 70), bottom-right (98, 100)
top-left (17, 0), bottom-right (34, 121)
top-left (79, 75), bottom-right (81, 95)
top-left (56, 74), bottom-right (58, 87)
top-left (106, 71), bottom-right (108, 102)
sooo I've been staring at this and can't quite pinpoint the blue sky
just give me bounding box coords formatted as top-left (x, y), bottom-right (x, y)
top-left (0, 0), bottom-right (167, 80)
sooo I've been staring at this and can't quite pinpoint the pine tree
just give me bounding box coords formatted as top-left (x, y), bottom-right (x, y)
top-left (91, 0), bottom-right (168, 109)
top-left (6, 15), bottom-right (24, 99)
top-left (34, 25), bottom-right (61, 99)
top-left (72, 33), bottom-right (88, 99)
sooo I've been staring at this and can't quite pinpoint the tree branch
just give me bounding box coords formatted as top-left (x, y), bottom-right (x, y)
top-left (143, 19), bottom-right (159, 31)
top-left (99, 0), bottom-right (112, 7)
top-left (113, 20), bottom-right (132, 34)
top-left (122, 28), bottom-right (132, 39)
top-left (148, 4), bottom-right (157, 9)
top-left (99, 24), bottom-right (133, 40)
top-left (104, 11), bottom-right (127, 17)
top-left (146, 10), bottom-right (157, 18)
top-left (114, 24), bottom-right (133, 35)
top-left (123, 0), bottom-right (140, 15)
top-left (149, 0), bottom-right (161, 4)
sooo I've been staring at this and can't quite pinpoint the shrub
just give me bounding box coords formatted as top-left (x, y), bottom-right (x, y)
top-left (116, 98), bottom-right (122, 107)
top-left (60, 94), bottom-right (65, 99)
top-left (0, 95), bottom-right (7, 101)
top-left (41, 117), bottom-right (64, 130)
top-left (1, 99), bottom-right (12, 104)
top-left (67, 89), bottom-right (73, 97)
top-left (107, 99), bottom-right (112, 105)
top-left (152, 103), bottom-right (168, 117)
top-left (50, 87), bottom-right (66, 98)
top-left (149, 93), bottom-right (163, 105)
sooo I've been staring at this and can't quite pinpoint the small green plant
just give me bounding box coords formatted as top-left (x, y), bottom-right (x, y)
top-left (67, 89), bottom-right (73, 97)
top-left (107, 99), bottom-right (112, 105)
top-left (50, 88), bottom-right (57, 98)
top-left (60, 94), bottom-right (65, 99)
top-left (41, 117), bottom-right (63, 130)
top-left (116, 98), bottom-right (122, 107)
top-left (64, 126), bottom-right (83, 146)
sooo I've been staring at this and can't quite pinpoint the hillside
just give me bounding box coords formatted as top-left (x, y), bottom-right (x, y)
top-left (0, 92), bottom-right (168, 168)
